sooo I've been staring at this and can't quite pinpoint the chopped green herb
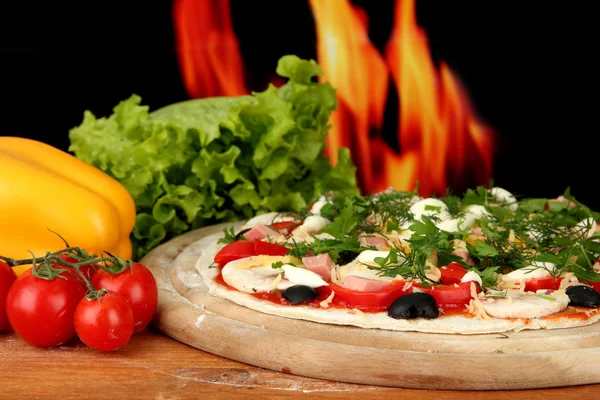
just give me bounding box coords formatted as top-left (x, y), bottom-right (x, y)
top-left (218, 226), bottom-right (238, 245)
top-left (484, 290), bottom-right (507, 299)
top-left (537, 293), bottom-right (556, 301)
top-left (280, 183), bottom-right (600, 292)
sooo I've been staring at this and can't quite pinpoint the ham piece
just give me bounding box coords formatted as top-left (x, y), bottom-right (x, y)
top-left (342, 275), bottom-right (391, 292)
top-left (302, 254), bottom-right (334, 282)
top-left (243, 224), bottom-right (283, 241)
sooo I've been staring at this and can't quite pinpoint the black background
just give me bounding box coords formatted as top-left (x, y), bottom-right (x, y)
top-left (3, 1), bottom-right (598, 207)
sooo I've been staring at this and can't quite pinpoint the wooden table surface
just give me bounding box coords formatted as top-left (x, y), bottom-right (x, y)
top-left (1, 329), bottom-right (599, 399)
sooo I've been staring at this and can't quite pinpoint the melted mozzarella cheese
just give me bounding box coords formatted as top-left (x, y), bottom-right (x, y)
top-left (500, 261), bottom-right (556, 286)
top-left (338, 250), bottom-right (398, 282)
top-left (489, 187), bottom-right (518, 211)
top-left (319, 290), bottom-right (335, 308)
top-left (575, 217), bottom-right (598, 238)
top-left (310, 195), bottom-right (330, 216)
top-left (526, 227), bottom-right (547, 242)
top-left (355, 250), bottom-right (399, 265)
top-left (242, 212), bottom-right (295, 230)
top-left (409, 195), bottom-right (423, 205)
top-left (461, 271), bottom-right (483, 287)
top-left (299, 215), bottom-right (330, 233)
top-left (222, 255), bottom-right (329, 293)
top-left (229, 255), bottom-right (300, 270)
top-left (409, 198), bottom-right (451, 222)
top-left (287, 229), bottom-right (334, 244)
top-left (222, 258), bottom-right (295, 293)
top-left (481, 289), bottom-right (569, 319)
top-left (341, 267), bottom-right (394, 282)
top-left (282, 264), bottom-right (329, 288)
top-left (464, 204), bottom-right (491, 219)
top-left (436, 214), bottom-right (477, 233)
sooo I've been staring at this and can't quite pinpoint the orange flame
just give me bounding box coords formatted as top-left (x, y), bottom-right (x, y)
top-left (311, 0), bottom-right (496, 197)
top-left (173, 0), bottom-right (247, 98)
top-left (309, 0), bottom-right (389, 191)
top-left (173, 0), bottom-right (496, 197)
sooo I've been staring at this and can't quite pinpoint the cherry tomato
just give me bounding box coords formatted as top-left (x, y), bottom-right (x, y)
top-left (74, 291), bottom-right (134, 351)
top-left (328, 281), bottom-right (414, 312)
top-left (253, 239), bottom-right (289, 257)
top-left (0, 261), bottom-right (17, 332)
top-left (524, 277), bottom-right (563, 292)
top-left (214, 241), bottom-right (256, 265)
top-left (6, 268), bottom-right (85, 347)
top-left (439, 262), bottom-right (468, 285)
top-left (419, 281), bottom-right (478, 308)
top-left (92, 262), bottom-right (158, 334)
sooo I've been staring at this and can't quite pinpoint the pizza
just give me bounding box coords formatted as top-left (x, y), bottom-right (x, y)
top-left (196, 185), bottom-right (600, 334)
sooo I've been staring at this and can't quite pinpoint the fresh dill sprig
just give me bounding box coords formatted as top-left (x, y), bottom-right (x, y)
top-left (276, 185), bottom-right (600, 289)
top-left (366, 217), bottom-right (461, 285)
top-left (218, 226), bottom-right (238, 245)
top-left (285, 235), bottom-right (375, 265)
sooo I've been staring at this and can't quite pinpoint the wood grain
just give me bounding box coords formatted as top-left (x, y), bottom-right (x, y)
top-left (2, 329), bottom-right (600, 400)
top-left (140, 222), bottom-right (600, 391)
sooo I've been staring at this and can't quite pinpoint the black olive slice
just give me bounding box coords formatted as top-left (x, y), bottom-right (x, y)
top-left (233, 228), bottom-right (251, 241)
top-left (282, 285), bottom-right (317, 304)
top-left (388, 292), bottom-right (440, 319)
top-left (566, 285), bottom-right (600, 308)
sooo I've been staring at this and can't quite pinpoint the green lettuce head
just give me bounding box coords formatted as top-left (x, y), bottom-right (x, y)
top-left (69, 55), bottom-right (359, 259)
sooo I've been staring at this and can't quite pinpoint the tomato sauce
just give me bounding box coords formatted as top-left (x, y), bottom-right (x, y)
top-left (214, 271), bottom-right (238, 291)
top-left (541, 306), bottom-right (600, 322)
top-left (330, 299), bottom-right (389, 313)
top-left (439, 306), bottom-right (472, 318)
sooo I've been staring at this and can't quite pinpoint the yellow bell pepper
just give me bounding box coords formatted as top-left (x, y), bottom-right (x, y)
top-left (0, 137), bottom-right (136, 276)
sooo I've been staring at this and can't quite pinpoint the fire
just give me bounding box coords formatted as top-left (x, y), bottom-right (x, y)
top-left (311, 0), bottom-right (496, 196)
top-left (173, 0), bottom-right (247, 98)
top-left (309, 0), bottom-right (389, 191)
top-left (173, 0), bottom-right (496, 197)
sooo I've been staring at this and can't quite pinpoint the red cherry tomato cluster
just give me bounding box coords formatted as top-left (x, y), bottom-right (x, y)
top-left (0, 248), bottom-right (158, 352)
top-left (0, 261), bottom-right (17, 332)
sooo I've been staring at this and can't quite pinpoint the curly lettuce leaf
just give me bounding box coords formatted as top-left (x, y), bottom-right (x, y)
top-left (69, 55), bottom-right (358, 259)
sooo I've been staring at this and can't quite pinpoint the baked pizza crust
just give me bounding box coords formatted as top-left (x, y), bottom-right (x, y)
top-left (195, 232), bottom-right (600, 335)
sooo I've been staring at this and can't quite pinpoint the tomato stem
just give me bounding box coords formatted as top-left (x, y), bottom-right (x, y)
top-left (29, 251), bottom-right (68, 281)
top-left (0, 230), bottom-right (133, 295)
top-left (0, 246), bottom-right (82, 266)
top-left (0, 230), bottom-right (139, 303)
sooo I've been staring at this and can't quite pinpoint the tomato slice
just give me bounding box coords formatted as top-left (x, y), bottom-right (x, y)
top-left (439, 262), bottom-right (468, 285)
top-left (328, 281), bottom-right (413, 312)
top-left (254, 239), bottom-right (289, 257)
top-left (214, 239), bottom-right (290, 265)
top-left (271, 220), bottom-right (302, 235)
top-left (214, 241), bottom-right (256, 265)
top-left (524, 277), bottom-right (563, 292)
top-left (419, 282), bottom-right (477, 308)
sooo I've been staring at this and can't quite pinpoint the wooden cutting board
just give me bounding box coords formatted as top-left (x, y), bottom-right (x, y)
top-left (141, 222), bottom-right (600, 391)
